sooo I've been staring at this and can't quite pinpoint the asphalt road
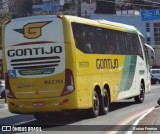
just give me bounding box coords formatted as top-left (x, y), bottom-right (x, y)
top-left (0, 85), bottom-right (160, 134)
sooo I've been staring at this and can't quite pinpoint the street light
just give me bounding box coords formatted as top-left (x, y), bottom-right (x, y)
top-left (78, 0), bottom-right (82, 17)
top-left (50, 0), bottom-right (55, 14)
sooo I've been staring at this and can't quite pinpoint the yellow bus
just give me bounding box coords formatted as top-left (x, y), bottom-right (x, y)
top-left (2, 15), bottom-right (150, 119)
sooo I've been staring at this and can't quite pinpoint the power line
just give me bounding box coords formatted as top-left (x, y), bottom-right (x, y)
top-left (98, 0), bottom-right (160, 8)
top-left (141, 0), bottom-right (160, 5)
top-left (70, 0), bottom-right (160, 9)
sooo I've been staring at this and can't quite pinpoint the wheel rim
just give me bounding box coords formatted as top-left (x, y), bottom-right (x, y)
top-left (93, 92), bottom-right (99, 112)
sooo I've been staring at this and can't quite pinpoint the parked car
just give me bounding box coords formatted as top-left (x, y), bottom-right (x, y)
top-left (150, 69), bottom-right (160, 84)
top-left (0, 80), bottom-right (5, 99)
top-left (150, 69), bottom-right (160, 78)
top-left (151, 75), bottom-right (160, 84)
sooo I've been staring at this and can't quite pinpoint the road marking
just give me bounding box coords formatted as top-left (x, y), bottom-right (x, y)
top-left (12, 119), bottom-right (36, 126)
top-left (105, 107), bottom-right (154, 134)
top-left (127, 108), bottom-right (154, 134)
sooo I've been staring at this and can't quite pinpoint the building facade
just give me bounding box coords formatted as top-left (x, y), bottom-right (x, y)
top-left (81, 0), bottom-right (96, 17)
top-left (32, 0), bottom-right (64, 14)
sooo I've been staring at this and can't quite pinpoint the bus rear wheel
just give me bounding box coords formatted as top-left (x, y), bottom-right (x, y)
top-left (99, 89), bottom-right (109, 115)
top-left (134, 83), bottom-right (145, 103)
top-left (88, 91), bottom-right (100, 118)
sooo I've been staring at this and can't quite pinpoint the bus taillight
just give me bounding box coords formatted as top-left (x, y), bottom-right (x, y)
top-left (61, 69), bottom-right (75, 96)
top-left (4, 73), bottom-right (16, 99)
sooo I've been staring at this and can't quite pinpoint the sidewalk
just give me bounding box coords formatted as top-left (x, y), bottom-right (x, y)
top-left (0, 99), bottom-right (5, 104)
top-left (0, 99), bottom-right (7, 109)
top-left (132, 106), bottom-right (160, 134)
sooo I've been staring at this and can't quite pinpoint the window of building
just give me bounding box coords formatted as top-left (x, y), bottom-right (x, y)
top-left (146, 23), bottom-right (150, 27)
top-left (146, 28), bottom-right (150, 32)
top-left (154, 22), bottom-right (160, 45)
top-left (147, 37), bottom-right (151, 44)
top-left (146, 23), bottom-right (150, 31)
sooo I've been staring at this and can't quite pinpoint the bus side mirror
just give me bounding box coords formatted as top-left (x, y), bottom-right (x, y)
top-left (151, 52), bottom-right (155, 59)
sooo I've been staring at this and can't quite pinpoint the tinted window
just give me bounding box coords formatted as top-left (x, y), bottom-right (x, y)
top-left (72, 22), bottom-right (118, 54)
top-left (105, 30), bottom-right (118, 54)
top-left (115, 31), bottom-right (126, 54)
top-left (72, 22), bottom-right (143, 57)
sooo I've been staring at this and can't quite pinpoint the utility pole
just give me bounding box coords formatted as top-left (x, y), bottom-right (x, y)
top-left (51, 0), bottom-right (55, 14)
top-left (78, 0), bottom-right (81, 17)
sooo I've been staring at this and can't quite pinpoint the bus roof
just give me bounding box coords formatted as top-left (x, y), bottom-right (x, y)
top-left (63, 15), bottom-right (142, 35)
top-left (97, 19), bottom-right (136, 30)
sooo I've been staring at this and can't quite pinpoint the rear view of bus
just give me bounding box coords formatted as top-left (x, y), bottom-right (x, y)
top-left (2, 15), bottom-right (75, 119)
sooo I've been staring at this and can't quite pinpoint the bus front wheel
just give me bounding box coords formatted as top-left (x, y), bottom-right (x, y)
top-left (134, 83), bottom-right (145, 103)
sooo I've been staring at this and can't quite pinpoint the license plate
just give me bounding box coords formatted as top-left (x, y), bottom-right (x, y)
top-left (33, 102), bottom-right (45, 107)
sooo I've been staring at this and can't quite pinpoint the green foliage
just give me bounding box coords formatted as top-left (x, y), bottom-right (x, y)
top-left (0, 13), bottom-right (12, 45)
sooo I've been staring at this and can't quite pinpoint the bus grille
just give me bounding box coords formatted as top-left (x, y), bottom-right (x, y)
top-left (10, 56), bottom-right (60, 69)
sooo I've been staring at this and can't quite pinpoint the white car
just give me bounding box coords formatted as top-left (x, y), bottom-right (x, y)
top-left (0, 80), bottom-right (5, 99)
top-left (150, 69), bottom-right (160, 78)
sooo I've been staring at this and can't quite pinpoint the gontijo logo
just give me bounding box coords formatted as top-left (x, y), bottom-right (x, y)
top-left (14, 21), bottom-right (51, 39)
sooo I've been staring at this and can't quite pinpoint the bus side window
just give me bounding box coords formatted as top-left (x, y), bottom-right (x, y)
top-left (105, 30), bottom-right (118, 54)
top-left (72, 23), bottom-right (82, 50)
top-left (125, 33), bottom-right (134, 55)
top-left (116, 31), bottom-right (126, 55)
top-left (84, 43), bottom-right (92, 53)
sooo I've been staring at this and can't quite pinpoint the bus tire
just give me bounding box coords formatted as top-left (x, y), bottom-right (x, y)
top-left (88, 90), bottom-right (100, 118)
top-left (134, 83), bottom-right (145, 103)
top-left (99, 88), bottom-right (109, 115)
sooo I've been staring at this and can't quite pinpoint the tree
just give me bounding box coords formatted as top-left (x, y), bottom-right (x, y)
top-left (0, 13), bottom-right (12, 45)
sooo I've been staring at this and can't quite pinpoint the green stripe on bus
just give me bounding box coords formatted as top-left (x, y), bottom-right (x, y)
top-left (119, 56), bottom-right (137, 92)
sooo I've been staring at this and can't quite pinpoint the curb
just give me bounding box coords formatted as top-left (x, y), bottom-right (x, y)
top-left (0, 103), bottom-right (8, 109)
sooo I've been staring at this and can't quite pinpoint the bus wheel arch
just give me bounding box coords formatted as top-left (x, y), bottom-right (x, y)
top-left (99, 84), bottom-right (110, 115)
top-left (134, 79), bottom-right (145, 103)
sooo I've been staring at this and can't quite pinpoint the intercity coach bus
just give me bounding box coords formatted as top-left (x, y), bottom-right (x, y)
top-left (2, 15), bottom-right (151, 119)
